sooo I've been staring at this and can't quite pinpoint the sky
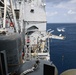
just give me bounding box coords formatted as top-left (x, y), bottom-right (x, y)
top-left (45, 0), bottom-right (76, 23)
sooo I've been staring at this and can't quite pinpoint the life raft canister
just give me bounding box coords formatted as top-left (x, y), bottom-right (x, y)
top-left (10, 22), bottom-right (14, 27)
top-left (26, 38), bottom-right (30, 43)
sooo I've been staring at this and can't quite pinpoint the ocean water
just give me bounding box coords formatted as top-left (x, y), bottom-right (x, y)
top-left (47, 23), bottom-right (76, 74)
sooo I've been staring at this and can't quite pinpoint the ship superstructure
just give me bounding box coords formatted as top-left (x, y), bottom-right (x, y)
top-left (13, 0), bottom-right (64, 61)
top-left (0, 0), bottom-right (67, 75)
top-left (14, 0), bottom-right (46, 42)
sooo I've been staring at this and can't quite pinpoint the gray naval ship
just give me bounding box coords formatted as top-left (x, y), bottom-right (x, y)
top-left (0, 0), bottom-right (76, 75)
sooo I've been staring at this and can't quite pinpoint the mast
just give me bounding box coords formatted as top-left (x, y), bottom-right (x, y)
top-left (0, 0), bottom-right (19, 33)
top-left (10, 0), bottom-right (19, 32)
top-left (3, 0), bottom-right (7, 28)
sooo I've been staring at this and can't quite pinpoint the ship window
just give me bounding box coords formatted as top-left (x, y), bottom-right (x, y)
top-left (19, 1), bottom-right (21, 4)
top-left (14, 10), bottom-right (20, 19)
top-left (30, 9), bottom-right (34, 13)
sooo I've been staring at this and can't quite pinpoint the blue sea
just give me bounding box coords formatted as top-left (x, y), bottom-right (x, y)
top-left (47, 23), bottom-right (76, 75)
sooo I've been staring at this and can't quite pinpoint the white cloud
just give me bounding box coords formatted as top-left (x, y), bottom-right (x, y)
top-left (74, 17), bottom-right (76, 20)
top-left (68, 10), bottom-right (76, 14)
top-left (69, 0), bottom-right (76, 3)
top-left (46, 11), bottom-right (58, 16)
top-left (46, 0), bottom-right (76, 23)
top-left (55, 3), bottom-right (68, 9)
top-left (64, 14), bottom-right (67, 16)
top-left (52, 0), bottom-right (76, 10)
top-left (46, 0), bottom-right (71, 4)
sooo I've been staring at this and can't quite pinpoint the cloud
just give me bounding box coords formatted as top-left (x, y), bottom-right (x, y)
top-left (46, 0), bottom-right (76, 10)
top-left (69, 0), bottom-right (76, 3)
top-left (46, 0), bottom-right (71, 4)
top-left (68, 10), bottom-right (76, 14)
top-left (54, 3), bottom-right (66, 9)
top-left (74, 17), bottom-right (76, 20)
top-left (46, 0), bottom-right (76, 23)
top-left (49, 0), bottom-right (76, 11)
top-left (46, 11), bottom-right (58, 16)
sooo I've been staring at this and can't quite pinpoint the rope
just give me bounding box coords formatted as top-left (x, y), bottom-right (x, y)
top-left (20, 60), bottom-right (40, 75)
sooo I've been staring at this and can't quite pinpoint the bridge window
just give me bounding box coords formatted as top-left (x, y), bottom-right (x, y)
top-left (30, 9), bottom-right (34, 13)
